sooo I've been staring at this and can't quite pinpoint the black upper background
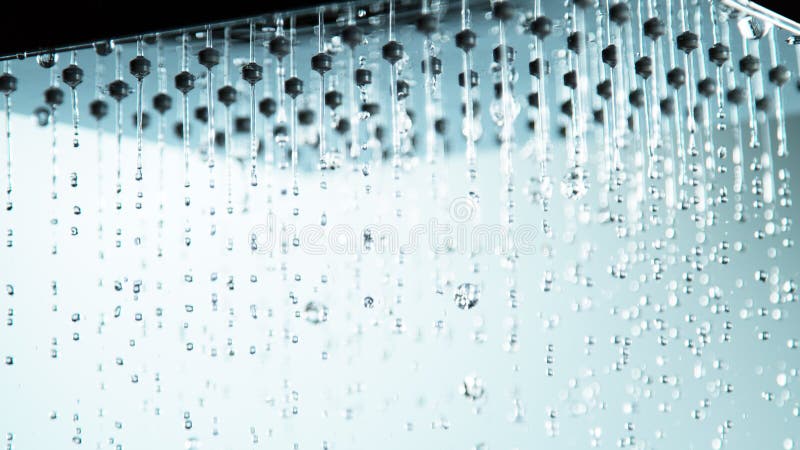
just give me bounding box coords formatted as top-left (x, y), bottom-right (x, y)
top-left (0, 0), bottom-right (330, 58)
top-left (0, 0), bottom-right (798, 59)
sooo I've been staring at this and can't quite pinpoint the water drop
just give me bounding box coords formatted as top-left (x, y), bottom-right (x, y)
top-left (454, 283), bottom-right (480, 310)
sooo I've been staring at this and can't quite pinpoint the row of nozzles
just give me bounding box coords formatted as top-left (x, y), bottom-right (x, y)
top-left (0, 0), bottom-right (797, 210)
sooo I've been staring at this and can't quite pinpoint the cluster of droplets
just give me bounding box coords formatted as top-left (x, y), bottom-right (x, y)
top-left (0, 0), bottom-right (799, 448)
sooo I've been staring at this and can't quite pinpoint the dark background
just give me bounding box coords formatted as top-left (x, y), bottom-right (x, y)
top-left (0, 0), bottom-right (329, 58)
top-left (0, 0), bottom-right (797, 59)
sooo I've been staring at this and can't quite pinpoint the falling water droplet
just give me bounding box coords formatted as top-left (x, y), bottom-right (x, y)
top-left (454, 282), bottom-right (480, 309)
top-left (560, 165), bottom-right (590, 200)
top-left (461, 375), bottom-right (485, 401)
top-left (303, 301), bottom-right (327, 324)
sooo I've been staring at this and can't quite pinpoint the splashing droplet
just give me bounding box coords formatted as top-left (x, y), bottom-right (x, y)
top-left (560, 165), bottom-right (589, 200)
top-left (454, 283), bottom-right (480, 310)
